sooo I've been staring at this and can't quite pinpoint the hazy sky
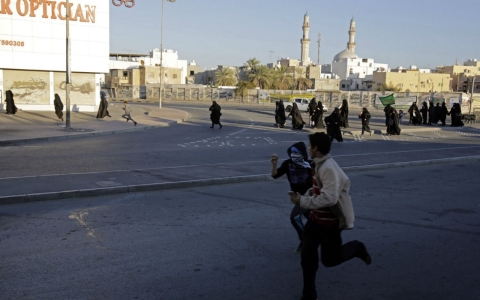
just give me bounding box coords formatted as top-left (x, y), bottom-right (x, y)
top-left (110, 0), bottom-right (480, 70)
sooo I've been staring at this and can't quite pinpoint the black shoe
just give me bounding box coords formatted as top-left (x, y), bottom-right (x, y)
top-left (134, 122), bottom-right (137, 126)
top-left (219, 125), bottom-right (223, 129)
top-left (358, 242), bottom-right (372, 265)
top-left (126, 119), bottom-right (129, 122)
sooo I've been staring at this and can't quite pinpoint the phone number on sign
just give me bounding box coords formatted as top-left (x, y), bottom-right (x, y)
top-left (1, 40), bottom-right (25, 47)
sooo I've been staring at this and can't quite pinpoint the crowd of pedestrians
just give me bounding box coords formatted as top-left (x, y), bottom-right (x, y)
top-left (407, 101), bottom-right (463, 127)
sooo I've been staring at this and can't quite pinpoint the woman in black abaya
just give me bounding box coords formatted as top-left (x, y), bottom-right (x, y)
top-left (428, 101), bottom-right (436, 125)
top-left (358, 107), bottom-right (372, 136)
top-left (384, 104), bottom-right (392, 127)
top-left (325, 108), bottom-right (343, 142)
top-left (408, 102), bottom-right (422, 125)
top-left (276, 100), bottom-right (287, 128)
top-left (439, 102), bottom-right (448, 126)
top-left (288, 102), bottom-right (305, 130)
top-left (420, 102), bottom-right (428, 124)
top-left (5, 90), bottom-right (17, 115)
top-left (308, 98), bottom-right (317, 127)
top-left (96, 93), bottom-right (111, 118)
top-left (339, 99), bottom-right (349, 128)
top-left (53, 94), bottom-right (64, 121)
top-left (209, 100), bottom-right (223, 129)
top-left (313, 101), bottom-right (324, 129)
top-left (387, 108), bottom-right (401, 135)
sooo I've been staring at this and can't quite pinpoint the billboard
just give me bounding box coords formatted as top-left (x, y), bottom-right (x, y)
top-left (0, 0), bottom-right (109, 73)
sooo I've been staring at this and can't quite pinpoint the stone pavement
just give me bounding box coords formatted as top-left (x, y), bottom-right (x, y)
top-left (0, 103), bottom-right (190, 145)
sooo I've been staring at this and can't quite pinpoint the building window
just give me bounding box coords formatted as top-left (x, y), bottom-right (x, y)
top-left (367, 85), bottom-right (372, 88)
top-left (173, 74), bottom-right (177, 79)
top-left (164, 73), bottom-right (168, 77)
top-left (400, 83), bottom-right (403, 87)
top-left (377, 83), bottom-right (382, 87)
top-left (438, 83), bottom-right (442, 87)
top-left (362, 58), bottom-right (368, 63)
top-left (349, 68), bottom-right (353, 74)
top-left (357, 62), bottom-right (360, 66)
top-left (148, 72), bottom-right (154, 78)
top-left (342, 84), bottom-right (345, 88)
top-left (421, 84), bottom-right (425, 88)
top-left (369, 63), bottom-right (372, 67)
top-left (123, 71), bottom-right (128, 77)
top-left (190, 71), bottom-right (195, 75)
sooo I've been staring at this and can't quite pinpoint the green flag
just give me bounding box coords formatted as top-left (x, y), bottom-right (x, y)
top-left (379, 94), bottom-right (395, 105)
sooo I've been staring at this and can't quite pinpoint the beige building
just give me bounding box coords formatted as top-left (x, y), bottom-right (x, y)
top-left (437, 59), bottom-right (480, 92)
top-left (372, 70), bottom-right (451, 93)
top-left (107, 65), bottom-right (182, 88)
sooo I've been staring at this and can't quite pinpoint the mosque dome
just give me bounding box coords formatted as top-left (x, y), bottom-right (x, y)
top-left (333, 49), bottom-right (359, 62)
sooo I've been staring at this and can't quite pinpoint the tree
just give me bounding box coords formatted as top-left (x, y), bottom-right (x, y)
top-left (248, 65), bottom-right (273, 89)
top-left (377, 81), bottom-right (402, 92)
top-left (235, 80), bottom-right (256, 97)
top-left (244, 58), bottom-right (260, 74)
top-left (294, 67), bottom-right (313, 90)
top-left (215, 68), bottom-right (237, 87)
top-left (272, 65), bottom-right (293, 90)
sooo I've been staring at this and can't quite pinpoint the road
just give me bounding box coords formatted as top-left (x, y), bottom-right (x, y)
top-left (1, 160), bottom-right (479, 300)
top-left (0, 102), bottom-right (479, 182)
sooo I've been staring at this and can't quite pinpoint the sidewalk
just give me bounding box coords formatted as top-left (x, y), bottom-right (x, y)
top-left (0, 103), bottom-right (190, 145)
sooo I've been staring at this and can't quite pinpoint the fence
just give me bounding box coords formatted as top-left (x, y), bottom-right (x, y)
top-left (105, 85), bottom-right (467, 111)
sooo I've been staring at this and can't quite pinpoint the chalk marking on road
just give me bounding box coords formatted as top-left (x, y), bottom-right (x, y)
top-left (177, 144), bottom-right (186, 147)
top-left (228, 129), bottom-right (247, 136)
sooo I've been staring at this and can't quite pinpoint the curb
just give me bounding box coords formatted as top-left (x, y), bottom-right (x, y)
top-left (1, 155), bottom-right (480, 206)
top-left (0, 174), bottom-right (271, 205)
top-left (0, 115), bottom-right (191, 146)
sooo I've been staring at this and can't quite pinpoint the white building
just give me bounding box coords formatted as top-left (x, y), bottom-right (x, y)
top-left (331, 18), bottom-right (389, 81)
top-left (109, 48), bottom-right (188, 84)
top-left (0, 0), bottom-right (109, 111)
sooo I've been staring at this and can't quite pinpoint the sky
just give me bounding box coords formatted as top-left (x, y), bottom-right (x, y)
top-left (110, 0), bottom-right (480, 70)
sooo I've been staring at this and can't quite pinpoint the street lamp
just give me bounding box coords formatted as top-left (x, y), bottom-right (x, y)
top-left (159, 0), bottom-right (176, 109)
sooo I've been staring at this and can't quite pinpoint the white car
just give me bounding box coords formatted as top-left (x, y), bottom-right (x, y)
top-left (285, 98), bottom-right (328, 113)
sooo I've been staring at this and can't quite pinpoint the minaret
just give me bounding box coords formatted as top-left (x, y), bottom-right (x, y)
top-left (347, 17), bottom-right (356, 52)
top-left (300, 11), bottom-right (311, 65)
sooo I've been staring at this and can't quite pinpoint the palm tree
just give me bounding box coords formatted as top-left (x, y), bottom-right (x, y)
top-left (294, 67), bottom-right (313, 90)
top-left (377, 81), bottom-right (402, 92)
top-left (272, 65), bottom-right (293, 90)
top-left (244, 58), bottom-right (260, 74)
top-left (248, 65), bottom-right (273, 89)
top-left (215, 68), bottom-right (237, 86)
top-left (235, 80), bottom-right (255, 97)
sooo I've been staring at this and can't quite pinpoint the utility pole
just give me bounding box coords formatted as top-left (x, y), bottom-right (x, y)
top-left (65, 0), bottom-right (71, 129)
top-left (317, 33), bottom-right (321, 66)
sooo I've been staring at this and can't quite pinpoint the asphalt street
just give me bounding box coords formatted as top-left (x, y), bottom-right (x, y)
top-left (1, 161), bottom-right (479, 300)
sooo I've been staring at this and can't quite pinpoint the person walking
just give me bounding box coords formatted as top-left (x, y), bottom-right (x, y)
top-left (439, 102), bottom-right (448, 126)
top-left (324, 108), bottom-right (343, 142)
top-left (420, 102), bottom-right (428, 124)
top-left (276, 100), bottom-right (287, 128)
top-left (274, 101), bottom-right (279, 126)
top-left (428, 101), bottom-right (436, 125)
top-left (358, 107), bottom-right (372, 137)
top-left (387, 108), bottom-right (401, 135)
top-left (5, 90), bottom-right (17, 115)
top-left (339, 99), bottom-right (349, 128)
top-left (408, 102), bottom-right (422, 125)
top-left (288, 103), bottom-right (306, 130)
top-left (383, 104), bottom-right (392, 127)
top-left (96, 92), bottom-right (111, 118)
top-left (53, 94), bottom-right (64, 121)
top-left (308, 98), bottom-right (318, 127)
top-left (209, 100), bottom-right (222, 129)
top-left (289, 132), bottom-right (371, 300)
top-left (271, 142), bottom-right (313, 253)
top-left (313, 101), bottom-right (324, 129)
top-left (434, 103), bottom-right (442, 125)
top-left (122, 100), bottom-right (137, 126)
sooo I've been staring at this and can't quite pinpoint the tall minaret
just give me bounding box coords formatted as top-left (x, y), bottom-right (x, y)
top-left (347, 17), bottom-right (356, 52)
top-left (300, 11), bottom-right (311, 65)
